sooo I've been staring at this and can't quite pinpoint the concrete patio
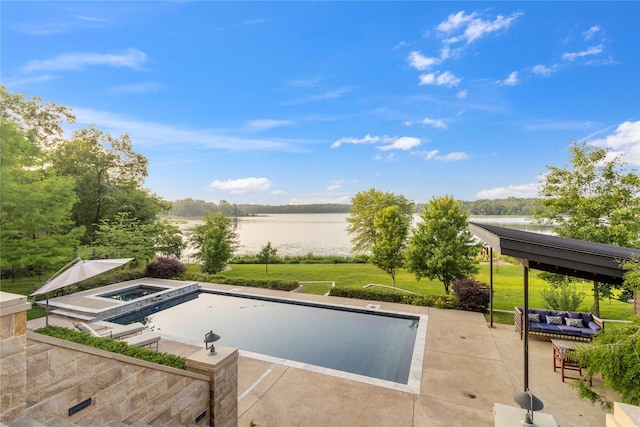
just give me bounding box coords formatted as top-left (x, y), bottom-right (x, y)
top-left (29, 284), bottom-right (611, 426)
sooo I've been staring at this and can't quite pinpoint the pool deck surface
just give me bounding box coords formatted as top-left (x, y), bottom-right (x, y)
top-left (29, 282), bottom-right (611, 426)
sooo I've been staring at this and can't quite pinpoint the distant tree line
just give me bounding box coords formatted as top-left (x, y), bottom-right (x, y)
top-left (169, 198), bottom-right (539, 217)
top-left (459, 197), bottom-right (539, 216)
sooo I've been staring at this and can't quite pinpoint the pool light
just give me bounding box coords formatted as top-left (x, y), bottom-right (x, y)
top-left (204, 331), bottom-right (221, 355)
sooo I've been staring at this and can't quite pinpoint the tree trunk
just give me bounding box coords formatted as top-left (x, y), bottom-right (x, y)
top-left (592, 281), bottom-right (600, 317)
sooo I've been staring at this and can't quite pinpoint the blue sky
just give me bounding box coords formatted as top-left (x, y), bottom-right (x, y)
top-left (2, 1), bottom-right (639, 205)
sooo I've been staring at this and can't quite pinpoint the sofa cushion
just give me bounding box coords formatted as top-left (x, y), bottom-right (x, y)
top-left (546, 315), bottom-right (564, 325)
top-left (587, 321), bottom-right (601, 331)
top-left (557, 325), bottom-right (584, 336)
top-left (538, 323), bottom-right (562, 333)
top-left (582, 313), bottom-right (594, 323)
top-left (567, 311), bottom-right (582, 319)
top-left (565, 318), bottom-right (584, 328)
top-left (528, 313), bottom-right (541, 323)
top-left (581, 328), bottom-right (597, 337)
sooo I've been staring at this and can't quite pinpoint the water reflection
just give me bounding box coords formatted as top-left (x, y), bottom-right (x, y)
top-left (177, 214), bottom-right (552, 258)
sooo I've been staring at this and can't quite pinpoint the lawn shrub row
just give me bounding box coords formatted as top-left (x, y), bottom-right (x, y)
top-left (231, 253), bottom-right (370, 264)
top-left (329, 287), bottom-right (458, 309)
top-left (34, 326), bottom-right (186, 370)
top-left (183, 272), bottom-right (300, 291)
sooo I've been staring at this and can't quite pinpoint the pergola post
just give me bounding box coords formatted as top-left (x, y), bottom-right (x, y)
top-left (489, 247), bottom-right (494, 328)
top-left (523, 264), bottom-right (529, 391)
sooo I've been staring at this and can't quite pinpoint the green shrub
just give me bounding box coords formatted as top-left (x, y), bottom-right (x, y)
top-left (540, 282), bottom-right (585, 311)
top-left (329, 287), bottom-right (457, 309)
top-left (183, 273), bottom-right (299, 291)
top-left (35, 326), bottom-right (186, 369)
top-left (451, 278), bottom-right (490, 312)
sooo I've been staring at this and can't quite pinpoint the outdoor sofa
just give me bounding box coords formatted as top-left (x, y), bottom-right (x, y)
top-left (515, 307), bottom-right (604, 342)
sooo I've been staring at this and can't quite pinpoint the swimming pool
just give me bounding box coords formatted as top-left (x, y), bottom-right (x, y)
top-left (110, 290), bottom-right (426, 389)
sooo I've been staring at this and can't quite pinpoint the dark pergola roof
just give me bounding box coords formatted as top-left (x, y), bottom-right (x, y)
top-left (468, 222), bottom-right (640, 285)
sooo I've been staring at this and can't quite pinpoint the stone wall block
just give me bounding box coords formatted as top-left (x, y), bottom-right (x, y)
top-left (14, 312), bottom-right (26, 336)
top-left (1, 335), bottom-right (25, 359)
top-left (0, 314), bottom-right (13, 339)
top-left (28, 350), bottom-right (50, 378)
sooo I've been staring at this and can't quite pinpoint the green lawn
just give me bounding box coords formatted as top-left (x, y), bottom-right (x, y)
top-left (221, 262), bottom-right (635, 321)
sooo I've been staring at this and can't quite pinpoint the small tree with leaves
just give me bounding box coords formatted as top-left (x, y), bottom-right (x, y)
top-left (258, 241), bottom-right (278, 274)
top-left (405, 195), bottom-right (480, 294)
top-left (189, 212), bottom-right (238, 274)
top-left (370, 206), bottom-right (410, 287)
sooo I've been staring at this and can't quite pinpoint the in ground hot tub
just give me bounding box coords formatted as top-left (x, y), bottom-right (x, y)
top-left (97, 284), bottom-right (168, 301)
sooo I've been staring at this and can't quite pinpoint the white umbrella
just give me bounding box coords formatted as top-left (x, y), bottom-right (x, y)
top-left (31, 257), bottom-right (134, 325)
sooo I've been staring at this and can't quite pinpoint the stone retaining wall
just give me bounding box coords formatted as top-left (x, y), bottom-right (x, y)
top-left (0, 292), bottom-right (30, 422)
top-left (24, 332), bottom-right (211, 425)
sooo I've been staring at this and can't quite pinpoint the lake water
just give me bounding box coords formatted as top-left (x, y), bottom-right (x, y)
top-left (177, 213), bottom-right (553, 258)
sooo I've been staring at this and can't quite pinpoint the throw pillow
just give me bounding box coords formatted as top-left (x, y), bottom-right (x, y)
top-left (528, 313), bottom-right (540, 323)
top-left (565, 318), bottom-right (583, 327)
top-left (546, 315), bottom-right (563, 325)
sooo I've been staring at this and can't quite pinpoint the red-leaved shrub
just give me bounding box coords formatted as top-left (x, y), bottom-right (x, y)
top-left (451, 278), bottom-right (490, 312)
top-left (145, 257), bottom-right (186, 279)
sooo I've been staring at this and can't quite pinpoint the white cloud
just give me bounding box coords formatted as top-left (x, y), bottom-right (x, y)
top-left (413, 150), bottom-right (468, 161)
top-left (419, 71), bottom-right (462, 87)
top-left (414, 150), bottom-right (440, 160)
top-left (436, 11), bottom-right (476, 33)
top-left (437, 151), bottom-right (468, 161)
top-left (23, 48), bottom-right (147, 72)
top-left (562, 44), bottom-right (603, 61)
top-left (247, 119), bottom-right (294, 131)
top-left (421, 117), bottom-right (447, 129)
top-left (475, 182), bottom-right (540, 199)
top-left (325, 180), bottom-right (343, 191)
top-left (379, 136), bottom-right (421, 151)
top-left (331, 133), bottom-right (380, 148)
top-left (456, 89), bottom-right (468, 99)
top-left (407, 51), bottom-right (439, 70)
top-left (109, 82), bottom-right (165, 95)
top-left (71, 107), bottom-right (303, 151)
top-left (497, 71), bottom-right (519, 86)
top-left (404, 117), bottom-right (448, 129)
top-left (583, 26), bottom-right (600, 41)
top-left (284, 87), bottom-right (351, 105)
top-left (208, 177), bottom-right (272, 194)
top-left (589, 120), bottom-right (640, 166)
top-left (2, 74), bottom-right (57, 87)
top-left (532, 64), bottom-right (554, 77)
top-left (438, 11), bottom-right (523, 45)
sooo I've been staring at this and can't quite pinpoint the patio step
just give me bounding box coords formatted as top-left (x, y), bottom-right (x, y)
top-left (606, 402), bottom-right (640, 427)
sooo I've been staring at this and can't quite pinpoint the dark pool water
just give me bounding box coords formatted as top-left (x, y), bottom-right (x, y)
top-left (119, 292), bottom-right (419, 384)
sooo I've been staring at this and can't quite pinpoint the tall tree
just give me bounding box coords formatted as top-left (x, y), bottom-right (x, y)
top-left (189, 212), bottom-right (239, 274)
top-left (0, 85), bottom-right (75, 149)
top-left (346, 188), bottom-right (414, 253)
top-left (0, 119), bottom-right (82, 273)
top-left (405, 195), bottom-right (480, 294)
top-left (51, 125), bottom-right (169, 241)
top-left (534, 140), bottom-right (640, 316)
top-left (92, 213), bottom-right (185, 265)
top-left (370, 206), bottom-right (410, 287)
top-left (258, 241), bottom-right (278, 274)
